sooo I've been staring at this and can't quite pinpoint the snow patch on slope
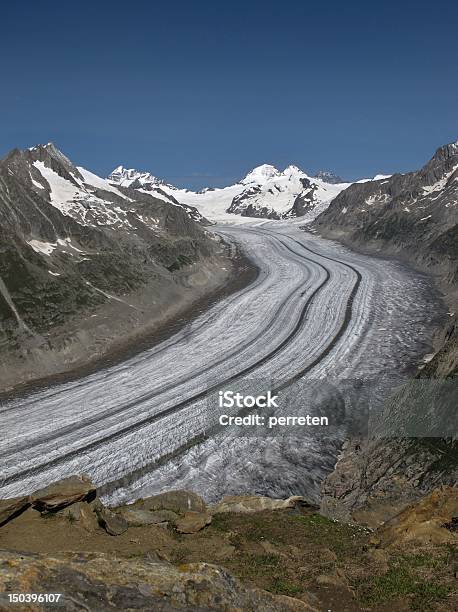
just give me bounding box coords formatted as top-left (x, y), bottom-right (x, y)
top-left (33, 161), bottom-right (135, 228)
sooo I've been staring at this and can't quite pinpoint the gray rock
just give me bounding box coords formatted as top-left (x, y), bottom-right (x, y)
top-left (175, 511), bottom-right (212, 534)
top-left (135, 490), bottom-right (207, 514)
top-left (93, 500), bottom-right (128, 536)
top-left (117, 507), bottom-right (179, 527)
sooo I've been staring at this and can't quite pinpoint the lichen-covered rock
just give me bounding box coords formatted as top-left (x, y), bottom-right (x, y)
top-left (0, 551), bottom-right (318, 611)
top-left (209, 495), bottom-right (307, 514)
top-left (0, 496), bottom-right (30, 526)
top-left (30, 475), bottom-right (96, 512)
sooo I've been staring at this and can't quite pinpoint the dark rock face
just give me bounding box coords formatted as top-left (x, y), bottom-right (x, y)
top-left (290, 179), bottom-right (319, 217)
top-left (228, 186), bottom-right (281, 220)
top-left (0, 143), bottom-right (220, 376)
top-left (313, 141), bottom-right (458, 284)
top-left (313, 170), bottom-right (344, 184)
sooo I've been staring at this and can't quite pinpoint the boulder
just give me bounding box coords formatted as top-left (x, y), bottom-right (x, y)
top-left (0, 496), bottom-right (30, 526)
top-left (210, 495), bottom-right (306, 514)
top-left (30, 475), bottom-right (96, 512)
top-left (117, 507), bottom-right (179, 527)
top-left (93, 501), bottom-right (128, 536)
top-left (175, 511), bottom-right (212, 534)
top-left (0, 550), bottom-right (318, 611)
top-left (134, 489), bottom-right (206, 514)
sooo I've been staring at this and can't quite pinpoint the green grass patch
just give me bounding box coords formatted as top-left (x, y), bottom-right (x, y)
top-left (243, 553), bottom-right (282, 574)
top-left (355, 558), bottom-right (451, 611)
top-left (292, 514), bottom-right (365, 557)
top-left (269, 578), bottom-right (302, 596)
top-left (209, 513), bottom-right (231, 531)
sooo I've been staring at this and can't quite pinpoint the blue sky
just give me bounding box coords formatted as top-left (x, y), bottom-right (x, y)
top-left (1, 0), bottom-right (457, 188)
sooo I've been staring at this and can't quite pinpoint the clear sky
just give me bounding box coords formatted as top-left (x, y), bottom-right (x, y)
top-left (1, 0), bottom-right (457, 188)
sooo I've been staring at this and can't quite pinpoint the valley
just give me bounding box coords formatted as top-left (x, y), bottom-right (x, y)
top-left (0, 221), bottom-right (444, 507)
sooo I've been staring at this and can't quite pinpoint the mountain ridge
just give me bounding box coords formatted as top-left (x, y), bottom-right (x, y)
top-left (108, 162), bottom-right (353, 222)
top-left (312, 140), bottom-right (458, 289)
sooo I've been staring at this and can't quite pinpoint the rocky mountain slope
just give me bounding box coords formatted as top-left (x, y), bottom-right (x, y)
top-left (108, 163), bottom-right (352, 221)
top-left (316, 141), bottom-right (458, 528)
top-left (0, 144), bottom-right (233, 391)
top-left (313, 141), bottom-right (458, 288)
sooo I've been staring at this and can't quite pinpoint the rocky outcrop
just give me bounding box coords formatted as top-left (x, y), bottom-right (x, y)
top-left (0, 551), bottom-right (317, 611)
top-left (93, 500), bottom-right (129, 536)
top-left (30, 474), bottom-right (96, 512)
top-left (375, 486), bottom-right (458, 546)
top-left (0, 477), bottom-right (323, 610)
top-left (320, 301), bottom-right (457, 527)
top-left (117, 507), bottom-right (179, 527)
top-left (0, 478), bottom-right (213, 536)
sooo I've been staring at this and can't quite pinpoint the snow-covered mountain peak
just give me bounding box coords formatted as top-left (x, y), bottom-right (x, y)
top-left (104, 160), bottom-right (354, 222)
top-left (27, 142), bottom-right (76, 173)
top-left (282, 164), bottom-right (305, 178)
top-left (241, 164), bottom-right (281, 185)
top-left (108, 166), bottom-right (168, 189)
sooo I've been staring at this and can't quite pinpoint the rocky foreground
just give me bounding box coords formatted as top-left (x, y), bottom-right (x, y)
top-left (0, 475), bottom-right (457, 611)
